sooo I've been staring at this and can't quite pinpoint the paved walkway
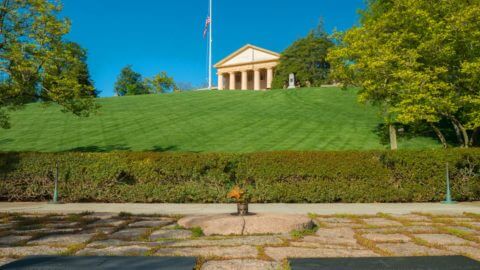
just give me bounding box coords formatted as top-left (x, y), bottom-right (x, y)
top-left (0, 212), bottom-right (479, 269)
top-left (1, 202), bottom-right (479, 215)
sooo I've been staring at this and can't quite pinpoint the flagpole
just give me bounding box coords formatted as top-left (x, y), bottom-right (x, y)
top-left (208, 0), bottom-right (213, 90)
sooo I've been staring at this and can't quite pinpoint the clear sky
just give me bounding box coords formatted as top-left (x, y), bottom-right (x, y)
top-left (61, 0), bottom-right (365, 97)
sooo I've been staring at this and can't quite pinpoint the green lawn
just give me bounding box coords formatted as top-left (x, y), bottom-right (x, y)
top-left (0, 88), bottom-right (440, 152)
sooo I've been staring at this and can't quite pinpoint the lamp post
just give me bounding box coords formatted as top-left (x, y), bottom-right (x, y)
top-left (442, 162), bottom-right (456, 204)
top-left (50, 161), bottom-right (59, 204)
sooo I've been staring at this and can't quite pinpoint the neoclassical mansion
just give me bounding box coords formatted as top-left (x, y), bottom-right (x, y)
top-left (215, 44), bottom-right (280, 91)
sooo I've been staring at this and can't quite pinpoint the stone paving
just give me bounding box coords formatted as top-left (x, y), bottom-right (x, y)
top-left (0, 212), bottom-right (479, 269)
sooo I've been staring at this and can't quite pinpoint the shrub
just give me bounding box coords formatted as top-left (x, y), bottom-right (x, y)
top-left (0, 150), bottom-right (479, 203)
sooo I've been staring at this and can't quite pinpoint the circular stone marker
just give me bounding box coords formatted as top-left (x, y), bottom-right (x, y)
top-left (178, 213), bottom-right (314, 236)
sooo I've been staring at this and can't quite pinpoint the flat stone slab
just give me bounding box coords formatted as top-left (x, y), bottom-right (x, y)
top-left (362, 218), bottom-right (403, 227)
top-left (2, 256), bottom-right (196, 270)
top-left (159, 235), bottom-right (283, 247)
top-left (76, 245), bottom-right (151, 256)
top-left (86, 239), bottom-right (140, 248)
top-left (376, 242), bottom-right (452, 256)
top-left (288, 256), bottom-right (480, 270)
top-left (178, 214), bottom-right (313, 236)
top-left (150, 229), bottom-right (192, 240)
top-left (155, 245), bottom-right (257, 259)
top-left (390, 214), bottom-right (432, 222)
top-left (45, 222), bottom-right (80, 229)
top-left (110, 228), bottom-right (148, 240)
top-left (361, 233), bottom-right (411, 243)
top-left (128, 219), bottom-right (174, 228)
top-left (84, 213), bottom-right (117, 220)
top-left (265, 247), bottom-right (378, 261)
top-left (88, 219), bottom-right (125, 227)
top-left (0, 246), bottom-right (68, 257)
top-left (317, 217), bottom-right (356, 224)
top-left (13, 228), bottom-right (81, 234)
top-left (201, 259), bottom-right (279, 270)
top-left (289, 242), bottom-right (365, 250)
top-left (83, 226), bottom-right (117, 235)
top-left (305, 228), bottom-right (357, 245)
top-left (28, 233), bottom-right (95, 246)
top-left (415, 234), bottom-right (474, 245)
top-left (0, 235), bottom-right (31, 245)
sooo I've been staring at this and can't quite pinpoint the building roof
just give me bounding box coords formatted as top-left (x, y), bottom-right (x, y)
top-left (214, 44), bottom-right (280, 68)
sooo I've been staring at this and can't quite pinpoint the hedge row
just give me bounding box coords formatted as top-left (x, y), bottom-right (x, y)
top-left (0, 150), bottom-right (479, 203)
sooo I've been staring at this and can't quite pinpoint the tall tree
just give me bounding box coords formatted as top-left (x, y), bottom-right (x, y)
top-left (144, 71), bottom-right (176, 94)
top-left (0, 0), bottom-right (97, 129)
top-left (272, 23), bottom-right (334, 89)
top-left (114, 65), bottom-right (148, 96)
top-left (328, 0), bottom-right (480, 148)
top-left (62, 42), bottom-right (98, 97)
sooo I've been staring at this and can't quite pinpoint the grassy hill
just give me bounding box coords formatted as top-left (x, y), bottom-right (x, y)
top-left (0, 88), bottom-right (440, 152)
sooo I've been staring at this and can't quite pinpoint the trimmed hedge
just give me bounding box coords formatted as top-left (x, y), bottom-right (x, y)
top-left (0, 150), bottom-right (479, 203)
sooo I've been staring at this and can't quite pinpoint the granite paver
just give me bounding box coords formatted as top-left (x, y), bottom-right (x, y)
top-left (110, 228), bottom-right (149, 240)
top-left (362, 233), bottom-right (411, 243)
top-left (0, 246), bottom-right (68, 257)
top-left (155, 245), bottom-right (258, 259)
top-left (414, 234), bottom-right (475, 246)
top-left (265, 246), bottom-right (378, 261)
top-left (201, 259), bottom-right (279, 270)
top-left (377, 242), bottom-right (452, 256)
top-left (150, 229), bottom-right (192, 240)
top-left (28, 233), bottom-right (95, 246)
top-left (76, 245), bottom-right (151, 256)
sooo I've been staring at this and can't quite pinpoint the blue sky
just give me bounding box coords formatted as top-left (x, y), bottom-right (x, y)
top-left (62, 0), bottom-right (365, 97)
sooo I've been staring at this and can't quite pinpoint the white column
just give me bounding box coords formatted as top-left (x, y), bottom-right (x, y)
top-left (229, 72), bottom-right (236, 90)
top-left (267, 68), bottom-right (273, 89)
top-left (241, 71), bottom-right (248, 90)
top-left (254, 69), bottom-right (261, 90)
top-left (218, 74), bottom-right (224, 90)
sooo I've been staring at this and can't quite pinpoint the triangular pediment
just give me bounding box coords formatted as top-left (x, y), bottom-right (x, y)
top-left (214, 44), bottom-right (280, 68)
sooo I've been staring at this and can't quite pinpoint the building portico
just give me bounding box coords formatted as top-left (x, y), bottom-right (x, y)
top-left (215, 44), bottom-right (280, 91)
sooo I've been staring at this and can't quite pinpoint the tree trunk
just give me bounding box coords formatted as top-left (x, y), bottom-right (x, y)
top-left (430, 123), bottom-right (448, 148)
top-left (389, 124), bottom-right (398, 150)
top-left (451, 120), bottom-right (464, 147)
top-left (449, 117), bottom-right (469, 148)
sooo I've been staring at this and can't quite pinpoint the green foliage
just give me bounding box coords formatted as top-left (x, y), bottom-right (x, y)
top-left (60, 42), bottom-right (99, 97)
top-left (144, 72), bottom-right (177, 94)
top-left (328, 0), bottom-right (480, 147)
top-left (0, 0), bottom-right (97, 128)
top-left (0, 88), bottom-right (440, 152)
top-left (190, 227), bottom-right (204, 238)
top-left (114, 65), bottom-right (149, 96)
top-left (272, 23), bottom-right (334, 89)
top-left (0, 150), bottom-right (479, 203)
top-left (290, 225), bottom-right (319, 239)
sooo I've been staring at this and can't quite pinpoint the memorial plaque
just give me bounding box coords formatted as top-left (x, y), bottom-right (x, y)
top-left (289, 256), bottom-right (480, 270)
top-left (2, 256), bottom-right (197, 270)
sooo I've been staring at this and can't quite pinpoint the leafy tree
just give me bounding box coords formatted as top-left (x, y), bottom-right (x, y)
top-left (63, 42), bottom-right (98, 97)
top-left (272, 23), bottom-right (334, 89)
top-left (328, 0), bottom-right (480, 148)
top-left (114, 65), bottom-right (148, 96)
top-left (144, 71), bottom-right (176, 94)
top-left (0, 0), bottom-right (97, 129)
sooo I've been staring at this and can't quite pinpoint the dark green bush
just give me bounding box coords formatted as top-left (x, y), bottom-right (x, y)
top-left (0, 150), bottom-right (479, 203)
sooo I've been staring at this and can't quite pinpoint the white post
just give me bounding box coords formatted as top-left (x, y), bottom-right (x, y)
top-left (208, 0), bottom-right (213, 90)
